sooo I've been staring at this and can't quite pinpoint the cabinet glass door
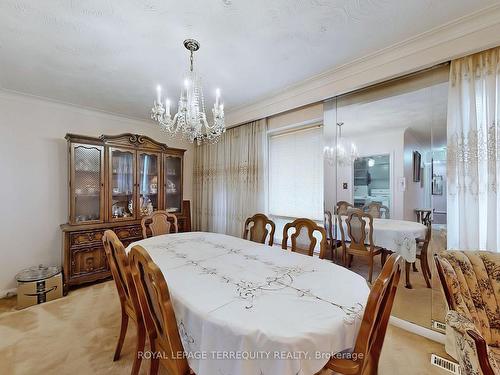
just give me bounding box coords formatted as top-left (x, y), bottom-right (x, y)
top-left (138, 152), bottom-right (160, 217)
top-left (164, 155), bottom-right (182, 213)
top-left (71, 144), bottom-right (104, 223)
top-left (110, 148), bottom-right (135, 220)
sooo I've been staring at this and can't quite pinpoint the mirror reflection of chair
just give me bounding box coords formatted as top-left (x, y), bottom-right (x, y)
top-left (102, 230), bottom-right (145, 375)
top-left (335, 201), bottom-right (354, 215)
top-left (321, 254), bottom-right (402, 375)
top-left (339, 210), bottom-right (385, 283)
top-left (282, 218), bottom-right (328, 259)
top-left (363, 202), bottom-right (390, 219)
top-left (141, 210), bottom-right (179, 239)
top-left (242, 213), bottom-right (276, 246)
top-left (410, 224), bottom-right (432, 288)
top-left (324, 210), bottom-right (341, 260)
top-left (129, 245), bottom-right (192, 375)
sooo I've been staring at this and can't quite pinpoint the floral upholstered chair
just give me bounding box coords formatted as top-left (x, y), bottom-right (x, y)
top-left (435, 251), bottom-right (500, 375)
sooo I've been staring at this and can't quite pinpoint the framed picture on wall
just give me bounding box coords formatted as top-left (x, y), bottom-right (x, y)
top-left (432, 175), bottom-right (443, 195)
top-left (413, 151), bottom-right (421, 182)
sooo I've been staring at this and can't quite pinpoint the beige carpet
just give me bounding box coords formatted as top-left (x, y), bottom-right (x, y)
top-left (0, 281), bottom-right (448, 374)
top-left (339, 227), bottom-right (448, 329)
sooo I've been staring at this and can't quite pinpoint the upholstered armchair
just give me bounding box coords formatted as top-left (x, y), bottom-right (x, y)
top-left (435, 251), bottom-right (500, 375)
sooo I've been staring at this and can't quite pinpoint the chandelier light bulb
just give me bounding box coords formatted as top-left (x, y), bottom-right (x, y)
top-left (165, 98), bottom-right (171, 116)
top-left (156, 85), bottom-right (162, 103)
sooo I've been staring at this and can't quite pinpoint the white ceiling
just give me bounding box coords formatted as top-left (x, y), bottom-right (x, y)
top-left (339, 81), bottom-right (449, 147)
top-left (0, 0), bottom-right (496, 120)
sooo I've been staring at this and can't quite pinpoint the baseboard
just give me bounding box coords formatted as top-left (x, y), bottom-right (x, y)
top-left (390, 316), bottom-right (446, 344)
top-left (0, 288), bottom-right (17, 299)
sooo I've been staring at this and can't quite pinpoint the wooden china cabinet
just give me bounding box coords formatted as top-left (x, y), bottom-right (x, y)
top-left (60, 133), bottom-right (191, 294)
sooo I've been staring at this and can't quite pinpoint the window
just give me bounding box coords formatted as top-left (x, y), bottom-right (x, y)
top-left (268, 126), bottom-right (324, 221)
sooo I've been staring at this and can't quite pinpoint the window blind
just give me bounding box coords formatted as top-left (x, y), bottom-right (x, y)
top-left (269, 126), bottom-right (323, 221)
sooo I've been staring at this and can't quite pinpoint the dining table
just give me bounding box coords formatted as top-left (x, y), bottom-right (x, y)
top-left (126, 232), bottom-right (370, 375)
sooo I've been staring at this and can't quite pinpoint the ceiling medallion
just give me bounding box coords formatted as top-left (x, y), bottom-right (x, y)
top-left (151, 39), bottom-right (225, 144)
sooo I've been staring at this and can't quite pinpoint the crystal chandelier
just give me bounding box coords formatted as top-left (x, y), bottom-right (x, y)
top-left (335, 122), bottom-right (359, 166)
top-left (151, 39), bottom-right (225, 144)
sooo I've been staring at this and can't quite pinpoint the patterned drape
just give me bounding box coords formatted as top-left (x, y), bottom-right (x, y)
top-left (447, 47), bottom-right (500, 250)
top-left (193, 119), bottom-right (267, 236)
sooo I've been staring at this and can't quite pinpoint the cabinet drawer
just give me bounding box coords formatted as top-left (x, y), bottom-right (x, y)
top-left (114, 225), bottom-right (143, 241)
top-left (70, 246), bottom-right (108, 278)
top-left (70, 230), bottom-right (104, 246)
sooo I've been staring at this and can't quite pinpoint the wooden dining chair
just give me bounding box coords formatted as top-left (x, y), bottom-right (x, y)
top-left (242, 213), bottom-right (276, 246)
top-left (129, 245), bottom-right (191, 375)
top-left (339, 210), bottom-right (384, 283)
top-left (282, 218), bottom-right (328, 259)
top-left (321, 254), bottom-right (402, 375)
top-left (141, 210), bottom-right (179, 239)
top-left (409, 223), bottom-right (432, 288)
top-left (324, 210), bottom-right (342, 261)
top-left (362, 202), bottom-right (390, 219)
top-left (335, 201), bottom-right (354, 215)
top-left (102, 230), bottom-right (145, 375)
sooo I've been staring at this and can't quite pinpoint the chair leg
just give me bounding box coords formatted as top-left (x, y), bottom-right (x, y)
top-left (405, 261), bottom-right (412, 289)
top-left (131, 320), bottom-right (146, 375)
top-left (368, 256), bottom-right (374, 284)
top-left (149, 340), bottom-right (160, 375)
top-left (421, 257), bottom-right (432, 289)
top-left (381, 250), bottom-right (387, 266)
top-left (412, 262), bottom-right (418, 272)
top-left (114, 310), bottom-right (129, 361)
top-left (347, 254), bottom-right (353, 268)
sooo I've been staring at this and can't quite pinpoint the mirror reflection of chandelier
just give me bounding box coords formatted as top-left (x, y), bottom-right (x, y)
top-left (335, 122), bottom-right (359, 166)
top-left (151, 39), bottom-right (225, 144)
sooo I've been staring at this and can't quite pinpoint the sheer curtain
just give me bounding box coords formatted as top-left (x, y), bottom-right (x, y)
top-left (447, 47), bottom-right (500, 250)
top-left (193, 119), bottom-right (267, 236)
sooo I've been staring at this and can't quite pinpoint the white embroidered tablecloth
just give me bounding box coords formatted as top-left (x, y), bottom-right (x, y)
top-left (337, 217), bottom-right (427, 262)
top-left (126, 232), bottom-right (370, 375)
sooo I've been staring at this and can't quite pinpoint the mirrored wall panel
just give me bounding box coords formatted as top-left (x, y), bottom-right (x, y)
top-left (324, 64), bottom-right (450, 329)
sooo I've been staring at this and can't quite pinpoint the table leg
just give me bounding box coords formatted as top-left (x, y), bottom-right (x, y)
top-left (405, 261), bottom-right (413, 289)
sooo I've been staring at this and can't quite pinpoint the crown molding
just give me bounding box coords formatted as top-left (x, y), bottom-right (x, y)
top-left (0, 87), bottom-right (154, 127)
top-left (225, 4), bottom-right (500, 127)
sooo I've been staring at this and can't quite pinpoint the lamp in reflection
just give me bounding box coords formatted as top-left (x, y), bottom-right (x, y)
top-left (335, 122), bottom-right (359, 166)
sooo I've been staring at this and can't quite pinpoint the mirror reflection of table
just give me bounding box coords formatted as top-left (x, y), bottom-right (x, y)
top-left (336, 217), bottom-right (427, 288)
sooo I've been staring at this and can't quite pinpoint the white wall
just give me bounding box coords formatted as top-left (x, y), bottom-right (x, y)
top-left (334, 129), bottom-right (405, 220)
top-left (0, 91), bottom-right (194, 295)
top-left (403, 129), bottom-right (430, 221)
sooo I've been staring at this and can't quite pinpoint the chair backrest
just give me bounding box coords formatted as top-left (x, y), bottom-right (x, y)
top-left (336, 208), bottom-right (358, 252)
top-left (435, 251), bottom-right (500, 346)
top-left (281, 218), bottom-right (328, 258)
top-left (421, 210), bottom-right (432, 226)
top-left (102, 230), bottom-right (141, 318)
top-left (363, 202), bottom-right (390, 219)
top-left (129, 245), bottom-right (189, 375)
top-left (349, 254), bottom-right (401, 374)
top-left (346, 210), bottom-right (376, 251)
top-left (242, 213), bottom-right (276, 246)
top-left (141, 210), bottom-right (179, 238)
top-left (324, 210), bottom-right (333, 241)
top-left (336, 201), bottom-right (354, 215)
